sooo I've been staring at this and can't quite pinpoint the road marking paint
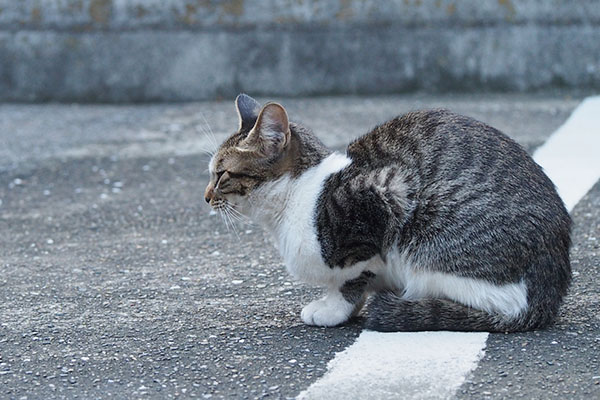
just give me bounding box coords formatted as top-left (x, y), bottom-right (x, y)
top-left (298, 97), bottom-right (600, 400)
top-left (533, 95), bottom-right (600, 212)
top-left (298, 331), bottom-right (487, 400)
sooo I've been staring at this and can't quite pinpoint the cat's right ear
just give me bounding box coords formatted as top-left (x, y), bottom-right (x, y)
top-left (238, 102), bottom-right (291, 158)
top-left (235, 94), bottom-right (260, 131)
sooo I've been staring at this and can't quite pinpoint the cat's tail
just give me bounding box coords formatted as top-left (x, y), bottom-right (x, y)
top-left (365, 292), bottom-right (531, 333)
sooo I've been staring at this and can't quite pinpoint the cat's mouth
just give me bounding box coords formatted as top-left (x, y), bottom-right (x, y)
top-left (210, 198), bottom-right (231, 210)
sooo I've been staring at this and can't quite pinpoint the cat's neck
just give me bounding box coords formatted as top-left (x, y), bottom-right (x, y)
top-left (246, 124), bottom-right (333, 227)
top-left (248, 152), bottom-right (351, 233)
top-left (283, 123), bottom-right (333, 177)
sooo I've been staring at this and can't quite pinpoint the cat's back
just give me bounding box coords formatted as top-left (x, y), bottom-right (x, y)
top-left (346, 109), bottom-right (561, 209)
top-left (330, 109), bottom-right (571, 277)
top-left (348, 109), bottom-right (528, 174)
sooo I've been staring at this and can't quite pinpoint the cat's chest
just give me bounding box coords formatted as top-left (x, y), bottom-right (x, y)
top-left (269, 152), bottom-right (352, 284)
top-left (275, 183), bottom-right (327, 284)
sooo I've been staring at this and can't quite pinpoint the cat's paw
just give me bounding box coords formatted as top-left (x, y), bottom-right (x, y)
top-left (301, 296), bottom-right (354, 327)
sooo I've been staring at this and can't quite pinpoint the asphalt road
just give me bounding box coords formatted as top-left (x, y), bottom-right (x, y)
top-left (1, 93), bottom-right (598, 399)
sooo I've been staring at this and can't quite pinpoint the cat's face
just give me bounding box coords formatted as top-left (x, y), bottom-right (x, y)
top-left (204, 94), bottom-right (291, 215)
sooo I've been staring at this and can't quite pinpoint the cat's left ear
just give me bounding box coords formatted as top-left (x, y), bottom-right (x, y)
top-left (240, 102), bottom-right (291, 157)
top-left (235, 93), bottom-right (260, 131)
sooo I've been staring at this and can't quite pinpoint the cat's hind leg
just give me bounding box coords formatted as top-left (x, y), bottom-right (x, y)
top-left (301, 271), bottom-right (375, 327)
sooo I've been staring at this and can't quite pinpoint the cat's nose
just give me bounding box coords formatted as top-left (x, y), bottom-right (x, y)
top-left (204, 184), bottom-right (214, 203)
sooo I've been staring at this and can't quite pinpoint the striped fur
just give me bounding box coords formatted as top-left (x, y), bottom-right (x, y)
top-left (207, 95), bottom-right (572, 332)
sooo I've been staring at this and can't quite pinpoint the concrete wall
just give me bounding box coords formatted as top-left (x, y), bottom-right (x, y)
top-left (1, 0), bottom-right (600, 101)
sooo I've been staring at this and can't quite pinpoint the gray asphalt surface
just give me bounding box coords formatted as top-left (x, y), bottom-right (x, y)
top-left (1, 93), bottom-right (598, 399)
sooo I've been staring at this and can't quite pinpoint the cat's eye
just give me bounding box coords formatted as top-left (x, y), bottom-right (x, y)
top-left (215, 170), bottom-right (226, 180)
top-left (216, 170), bottom-right (259, 181)
top-left (227, 171), bottom-right (260, 180)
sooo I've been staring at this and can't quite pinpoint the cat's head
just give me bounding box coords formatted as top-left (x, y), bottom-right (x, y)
top-left (204, 94), bottom-right (296, 215)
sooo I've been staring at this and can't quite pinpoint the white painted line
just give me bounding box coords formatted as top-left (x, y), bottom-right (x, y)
top-left (298, 331), bottom-right (488, 400)
top-left (298, 97), bottom-right (600, 400)
top-left (533, 95), bottom-right (600, 212)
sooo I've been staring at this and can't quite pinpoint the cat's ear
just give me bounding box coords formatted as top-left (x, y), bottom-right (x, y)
top-left (240, 102), bottom-right (291, 157)
top-left (235, 93), bottom-right (260, 131)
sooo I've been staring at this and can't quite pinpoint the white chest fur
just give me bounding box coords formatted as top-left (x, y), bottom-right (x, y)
top-left (250, 153), bottom-right (355, 286)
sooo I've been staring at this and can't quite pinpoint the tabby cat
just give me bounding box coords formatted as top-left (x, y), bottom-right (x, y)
top-left (204, 94), bottom-right (571, 332)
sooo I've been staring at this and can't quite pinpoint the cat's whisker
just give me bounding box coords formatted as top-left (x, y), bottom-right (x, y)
top-left (213, 201), bottom-right (229, 231)
top-left (196, 136), bottom-right (217, 155)
top-left (196, 130), bottom-right (218, 159)
top-left (228, 207), bottom-right (244, 230)
top-left (203, 134), bottom-right (218, 155)
top-left (228, 212), bottom-right (246, 223)
top-left (223, 211), bottom-right (232, 232)
top-left (227, 212), bottom-right (246, 226)
top-left (227, 207), bottom-right (252, 225)
top-left (222, 206), bottom-right (241, 240)
top-left (200, 113), bottom-right (216, 138)
top-left (219, 208), bottom-right (233, 233)
top-left (226, 207), bottom-right (242, 227)
top-left (198, 147), bottom-right (215, 157)
top-left (216, 202), bottom-right (231, 225)
top-left (225, 203), bottom-right (247, 219)
top-left (199, 151), bottom-right (216, 162)
top-left (198, 113), bottom-right (219, 154)
top-left (224, 208), bottom-right (240, 222)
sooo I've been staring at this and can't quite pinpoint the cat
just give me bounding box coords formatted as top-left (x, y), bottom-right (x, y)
top-left (204, 94), bottom-right (572, 332)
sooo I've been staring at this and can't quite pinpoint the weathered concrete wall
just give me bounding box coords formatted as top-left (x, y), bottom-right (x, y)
top-left (1, 0), bottom-right (599, 101)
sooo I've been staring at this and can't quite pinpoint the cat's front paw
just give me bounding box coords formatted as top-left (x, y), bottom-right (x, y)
top-left (301, 296), bottom-right (354, 327)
